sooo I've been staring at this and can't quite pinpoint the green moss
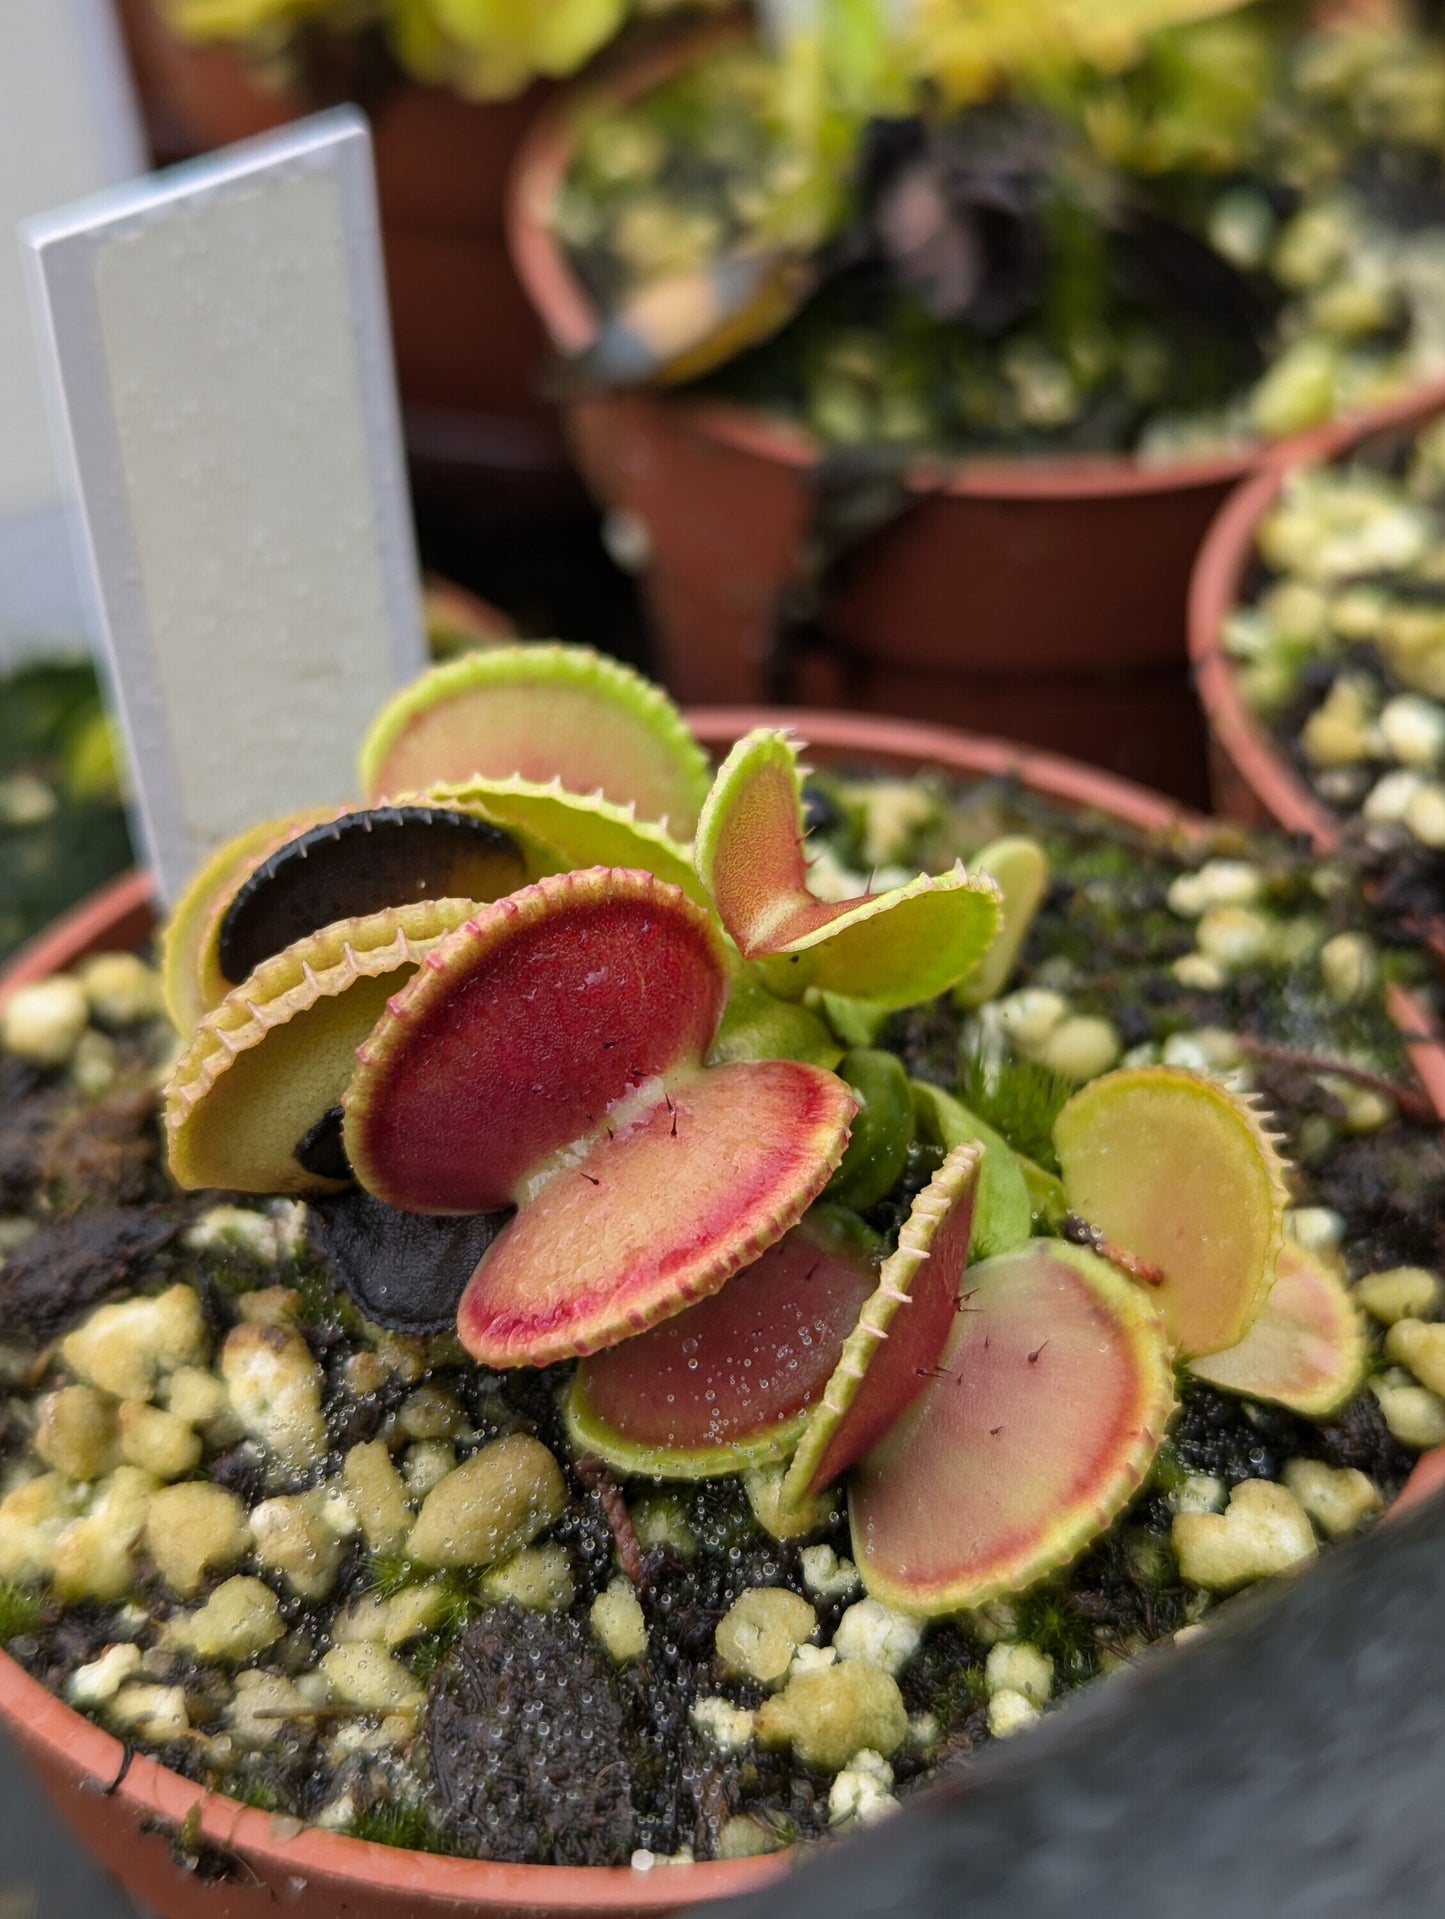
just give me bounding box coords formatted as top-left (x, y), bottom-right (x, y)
top-left (199, 1257), bottom-right (272, 1303)
top-left (288, 1255), bottom-right (364, 1335)
top-left (229, 1773), bottom-right (280, 1813)
top-left (411, 1583), bottom-right (485, 1683)
top-left (0, 1582), bottom-right (42, 1643)
top-left (901, 1623), bottom-right (987, 1737)
top-left (404, 1629), bottom-right (461, 1686)
top-left (363, 1561), bottom-right (480, 1682)
top-left (366, 1552), bottom-right (421, 1599)
top-left (193, 1244), bottom-right (352, 1317)
top-left (347, 1799), bottom-right (452, 1854)
top-left (956, 1045), bottom-right (1072, 1175)
top-left (1012, 1583), bottom-right (1099, 1689)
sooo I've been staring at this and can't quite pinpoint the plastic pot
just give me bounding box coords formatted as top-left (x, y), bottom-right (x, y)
top-left (506, 34), bottom-right (1293, 804)
top-left (1189, 379), bottom-right (1445, 840)
top-left (3, 710), bottom-right (1443, 1916)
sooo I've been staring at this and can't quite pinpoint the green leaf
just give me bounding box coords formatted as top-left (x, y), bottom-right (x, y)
top-left (710, 968), bottom-right (843, 1069)
top-left (695, 729), bottom-right (1001, 1007)
top-left (956, 1042), bottom-right (1073, 1174)
top-left (910, 1080), bottom-right (1035, 1258)
top-left (826, 1050), bottom-right (916, 1212)
top-left (422, 776), bottom-right (708, 907)
top-left (954, 836), bottom-right (1049, 1008)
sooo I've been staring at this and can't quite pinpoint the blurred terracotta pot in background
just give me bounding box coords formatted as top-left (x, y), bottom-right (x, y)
top-left (506, 36), bottom-right (1292, 806)
top-left (116, 0), bottom-right (566, 497)
top-left (1189, 382), bottom-right (1445, 840)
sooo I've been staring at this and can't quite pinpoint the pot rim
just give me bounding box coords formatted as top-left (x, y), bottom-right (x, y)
top-left (506, 24), bottom-right (1433, 507)
top-left (1188, 377), bottom-right (1445, 849)
top-left (2, 702), bottom-right (1442, 1908)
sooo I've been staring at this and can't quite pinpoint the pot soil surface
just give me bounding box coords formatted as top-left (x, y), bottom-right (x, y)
top-left (0, 768), bottom-right (1441, 1874)
top-left (1202, 400), bottom-right (1445, 977)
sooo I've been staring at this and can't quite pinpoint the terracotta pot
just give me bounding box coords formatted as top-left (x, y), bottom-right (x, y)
top-left (1392, 1444), bottom-right (1445, 1520)
top-left (113, 0), bottom-right (300, 151)
top-left (3, 709), bottom-right (1442, 1915)
top-left (1189, 379), bottom-right (1445, 839)
top-left (115, 0), bottom-right (564, 483)
top-left (507, 37), bottom-right (1301, 804)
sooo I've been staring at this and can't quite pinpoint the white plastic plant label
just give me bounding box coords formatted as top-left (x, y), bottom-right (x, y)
top-left (23, 109), bottom-right (427, 900)
top-left (0, 0), bottom-right (145, 668)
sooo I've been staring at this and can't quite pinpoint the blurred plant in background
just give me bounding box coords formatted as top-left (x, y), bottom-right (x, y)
top-left (755, 0), bottom-right (1269, 192)
top-left (906, 0), bottom-right (1262, 109)
top-left (158, 0), bottom-right (732, 98)
top-left (556, 0), bottom-right (1445, 458)
top-left (0, 665), bottom-right (131, 964)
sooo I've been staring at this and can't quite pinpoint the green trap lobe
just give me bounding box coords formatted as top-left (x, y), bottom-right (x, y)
top-left (1054, 1066), bottom-right (1288, 1359)
top-left (359, 643), bottom-right (711, 834)
top-left (165, 900), bottom-right (476, 1196)
top-left (422, 777), bottom-right (707, 906)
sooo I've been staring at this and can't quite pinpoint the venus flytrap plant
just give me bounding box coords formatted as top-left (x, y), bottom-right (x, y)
top-left (694, 728), bottom-right (1003, 1008)
top-left (9, 632), bottom-right (1439, 1876)
top-left (343, 866), bottom-right (857, 1366)
top-left (742, 1062), bottom-right (1363, 1617)
top-left (158, 638), bottom-right (1364, 1639)
top-left (161, 644), bottom-right (996, 1364)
